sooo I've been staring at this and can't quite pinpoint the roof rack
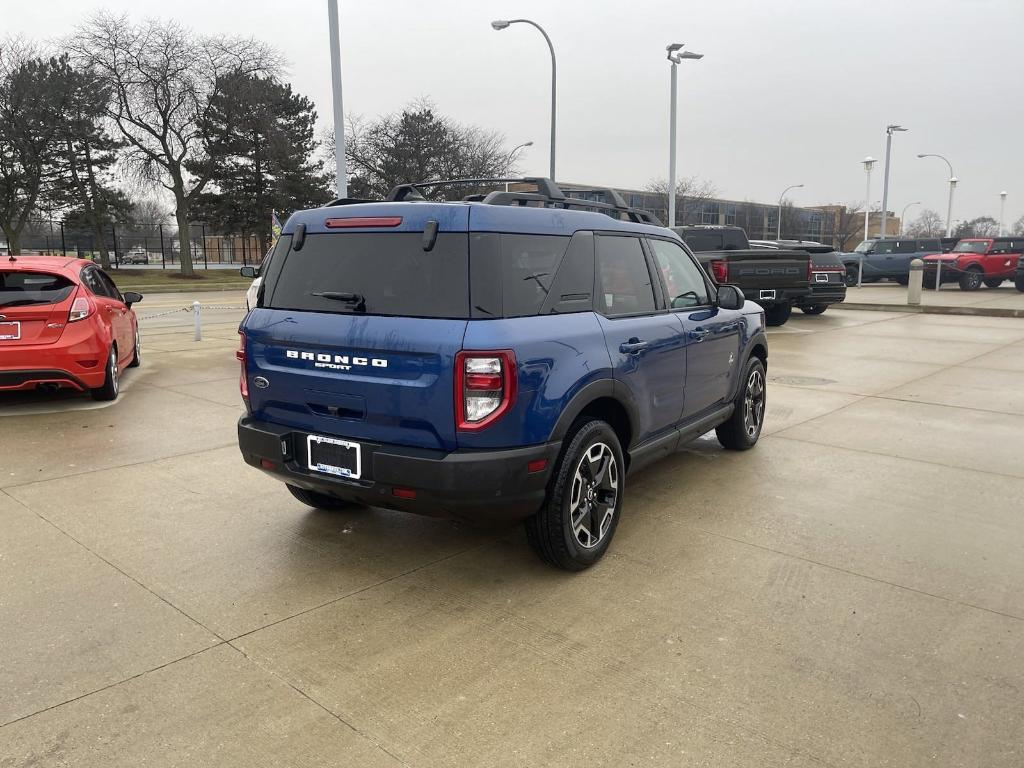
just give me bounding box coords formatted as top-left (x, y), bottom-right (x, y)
top-left (383, 177), bottom-right (662, 226)
top-left (324, 196), bottom-right (379, 207)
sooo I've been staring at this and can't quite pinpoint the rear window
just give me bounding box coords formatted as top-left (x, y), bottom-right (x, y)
top-left (267, 233), bottom-right (469, 318)
top-left (0, 271), bottom-right (75, 307)
top-left (681, 233), bottom-right (723, 252)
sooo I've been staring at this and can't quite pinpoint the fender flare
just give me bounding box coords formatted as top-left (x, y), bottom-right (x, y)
top-left (547, 378), bottom-right (641, 448)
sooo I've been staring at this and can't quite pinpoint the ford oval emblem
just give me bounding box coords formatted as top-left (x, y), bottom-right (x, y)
top-left (253, 376), bottom-right (270, 389)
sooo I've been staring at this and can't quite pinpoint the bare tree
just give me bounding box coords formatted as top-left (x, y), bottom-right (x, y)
top-left (904, 208), bottom-right (944, 238)
top-left (954, 216), bottom-right (999, 238)
top-left (644, 176), bottom-right (717, 227)
top-left (68, 12), bottom-right (281, 276)
top-left (1011, 213), bottom-right (1024, 236)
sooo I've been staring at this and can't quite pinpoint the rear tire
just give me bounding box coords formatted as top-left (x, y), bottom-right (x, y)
top-left (90, 346), bottom-right (120, 401)
top-left (716, 357), bottom-right (767, 451)
top-left (764, 302), bottom-right (792, 326)
top-left (959, 267), bottom-right (983, 291)
top-left (525, 419), bottom-right (624, 571)
top-left (984, 278), bottom-right (1004, 289)
top-left (128, 326), bottom-right (141, 368)
top-left (800, 304), bottom-right (827, 315)
top-left (286, 484), bottom-right (359, 511)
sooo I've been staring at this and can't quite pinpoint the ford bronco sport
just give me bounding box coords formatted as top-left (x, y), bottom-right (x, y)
top-left (237, 179), bottom-right (768, 570)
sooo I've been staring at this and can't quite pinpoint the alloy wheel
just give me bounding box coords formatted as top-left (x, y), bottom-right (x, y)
top-left (743, 368), bottom-right (765, 438)
top-left (569, 442), bottom-right (619, 549)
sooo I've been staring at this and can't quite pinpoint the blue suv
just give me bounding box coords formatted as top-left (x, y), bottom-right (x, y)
top-left (237, 179), bottom-right (768, 570)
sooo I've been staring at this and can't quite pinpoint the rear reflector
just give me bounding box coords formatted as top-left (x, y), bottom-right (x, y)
top-left (260, 459), bottom-right (277, 470)
top-left (527, 458), bottom-right (548, 473)
top-left (325, 216), bottom-right (402, 228)
top-left (392, 487), bottom-right (417, 499)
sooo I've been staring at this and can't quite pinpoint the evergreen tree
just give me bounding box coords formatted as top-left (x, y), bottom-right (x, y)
top-left (191, 73), bottom-right (330, 246)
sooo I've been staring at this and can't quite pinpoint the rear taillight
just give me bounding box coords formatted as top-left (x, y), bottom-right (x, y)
top-left (237, 331), bottom-right (248, 402)
top-left (455, 350), bottom-right (517, 431)
top-left (68, 297), bottom-right (92, 322)
top-left (808, 259), bottom-right (813, 281)
top-left (709, 259), bottom-right (728, 283)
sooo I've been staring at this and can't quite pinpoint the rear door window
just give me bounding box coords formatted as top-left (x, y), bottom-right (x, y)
top-left (0, 271), bottom-right (75, 307)
top-left (267, 232), bottom-right (469, 318)
top-left (595, 235), bottom-right (656, 316)
top-left (895, 240), bottom-right (917, 253)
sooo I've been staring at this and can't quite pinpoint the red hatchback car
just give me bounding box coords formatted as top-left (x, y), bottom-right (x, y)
top-left (0, 256), bottom-right (143, 400)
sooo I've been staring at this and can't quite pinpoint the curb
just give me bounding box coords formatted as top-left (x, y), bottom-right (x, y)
top-left (117, 283), bottom-right (250, 294)
top-left (840, 302), bottom-right (1024, 319)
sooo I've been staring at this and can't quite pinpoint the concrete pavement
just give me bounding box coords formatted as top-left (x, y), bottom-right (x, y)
top-left (2, 292), bottom-right (1023, 767)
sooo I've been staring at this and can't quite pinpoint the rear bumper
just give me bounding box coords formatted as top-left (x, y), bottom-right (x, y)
top-left (744, 287), bottom-right (811, 306)
top-left (0, 369), bottom-right (95, 392)
top-left (238, 416), bottom-right (560, 524)
top-left (796, 284), bottom-right (846, 306)
top-left (0, 323), bottom-right (109, 392)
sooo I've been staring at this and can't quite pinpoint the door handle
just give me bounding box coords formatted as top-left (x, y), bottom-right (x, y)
top-left (689, 328), bottom-right (710, 342)
top-left (619, 339), bottom-right (649, 355)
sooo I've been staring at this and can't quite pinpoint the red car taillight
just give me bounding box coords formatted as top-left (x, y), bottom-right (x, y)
top-left (455, 350), bottom-right (517, 431)
top-left (236, 331), bottom-right (248, 402)
top-left (68, 296), bottom-right (92, 322)
top-left (709, 259), bottom-right (728, 283)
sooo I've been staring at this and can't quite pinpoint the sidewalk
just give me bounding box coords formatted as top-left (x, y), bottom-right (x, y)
top-left (841, 281), bottom-right (1024, 318)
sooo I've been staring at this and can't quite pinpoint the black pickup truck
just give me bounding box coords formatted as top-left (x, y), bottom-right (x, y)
top-left (673, 226), bottom-right (811, 325)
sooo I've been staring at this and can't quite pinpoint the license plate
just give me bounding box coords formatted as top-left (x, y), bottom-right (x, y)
top-left (814, 272), bottom-right (830, 283)
top-left (759, 289), bottom-right (776, 300)
top-left (307, 434), bottom-right (361, 479)
top-left (0, 321), bottom-right (20, 340)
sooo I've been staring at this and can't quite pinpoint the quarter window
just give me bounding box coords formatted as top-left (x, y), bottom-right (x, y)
top-left (595, 236), bottom-right (656, 316)
top-left (648, 239), bottom-right (710, 309)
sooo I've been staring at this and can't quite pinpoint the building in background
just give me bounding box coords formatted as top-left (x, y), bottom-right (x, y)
top-left (560, 183), bottom-right (899, 251)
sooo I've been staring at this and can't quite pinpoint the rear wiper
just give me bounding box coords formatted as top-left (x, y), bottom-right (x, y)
top-left (311, 291), bottom-right (366, 311)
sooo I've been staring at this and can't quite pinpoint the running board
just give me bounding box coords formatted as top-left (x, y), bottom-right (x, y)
top-left (626, 404), bottom-right (734, 476)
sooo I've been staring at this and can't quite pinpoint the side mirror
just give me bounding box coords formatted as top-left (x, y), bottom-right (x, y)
top-left (122, 291), bottom-right (143, 308)
top-left (240, 266), bottom-right (258, 278)
top-left (716, 284), bottom-right (745, 310)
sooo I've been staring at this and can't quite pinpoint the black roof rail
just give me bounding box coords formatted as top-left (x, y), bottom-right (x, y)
top-left (324, 197), bottom-right (379, 207)
top-left (384, 177), bottom-right (661, 226)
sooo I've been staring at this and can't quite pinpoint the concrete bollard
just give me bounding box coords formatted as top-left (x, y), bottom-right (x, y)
top-left (907, 258), bottom-right (924, 306)
top-left (193, 300), bottom-right (202, 341)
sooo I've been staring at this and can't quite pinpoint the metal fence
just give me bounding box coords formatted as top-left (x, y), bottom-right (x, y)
top-left (8, 220), bottom-right (269, 269)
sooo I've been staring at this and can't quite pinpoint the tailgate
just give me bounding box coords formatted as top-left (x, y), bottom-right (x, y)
top-left (0, 271), bottom-right (76, 346)
top-left (245, 310), bottom-right (467, 451)
top-left (723, 249), bottom-right (810, 290)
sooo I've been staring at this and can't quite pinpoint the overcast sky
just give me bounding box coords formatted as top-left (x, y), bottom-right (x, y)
top-left (9, 0), bottom-right (1023, 227)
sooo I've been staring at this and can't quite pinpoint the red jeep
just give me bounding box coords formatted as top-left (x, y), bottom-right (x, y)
top-left (923, 237), bottom-right (1023, 291)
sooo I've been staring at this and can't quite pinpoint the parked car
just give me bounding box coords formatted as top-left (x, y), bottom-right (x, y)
top-left (123, 248), bottom-right (149, 265)
top-left (237, 178), bottom-right (768, 570)
top-left (242, 245), bottom-right (280, 311)
top-left (0, 256), bottom-right (142, 400)
top-left (840, 237), bottom-right (955, 286)
top-left (754, 240), bottom-right (846, 314)
top-left (923, 237), bottom-right (1024, 291)
top-left (1016, 254), bottom-right (1024, 292)
top-left (673, 225), bottom-right (811, 326)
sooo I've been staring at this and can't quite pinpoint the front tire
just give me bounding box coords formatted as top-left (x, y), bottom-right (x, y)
top-left (716, 357), bottom-right (767, 451)
top-left (286, 484), bottom-right (359, 511)
top-left (764, 302), bottom-right (792, 326)
top-left (1015, 275), bottom-right (1024, 292)
top-left (959, 267), bottom-right (983, 291)
top-left (800, 304), bottom-right (827, 315)
top-left (525, 419), bottom-right (624, 571)
top-left (90, 346), bottom-right (120, 401)
top-left (844, 266), bottom-right (860, 287)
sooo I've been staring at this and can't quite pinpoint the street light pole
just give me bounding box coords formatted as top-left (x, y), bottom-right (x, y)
top-left (777, 184), bottom-right (804, 240)
top-left (916, 153), bottom-right (955, 237)
top-left (900, 202), bottom-right (920, 235)
top-left (999, 191), bottom-right (1008, 235)
top-left (492, 19), bottom-right (557, 180)
top-left (327, 0), bottom-right (347, 198)
top-left (879, 124), bottom-right (907, 239)
top-left (862, 157), bottom-right (876, 241)
top-left (504, 141), bottom-right (533, 191)
top-left (665, 43), bottom-right (702, 227)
